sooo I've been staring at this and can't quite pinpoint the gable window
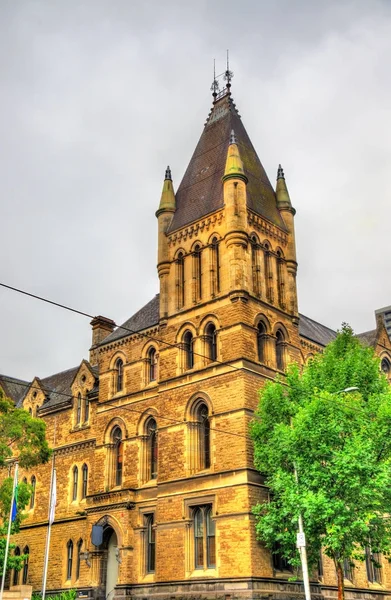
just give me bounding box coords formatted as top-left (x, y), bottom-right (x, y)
top-left (251, 235), bottom-right (261, 297)
top-left (276, 330), bottom-right (285, 371)
top-left (146, 418), bottom-right (158, 480)
top-left (257, 321), bottom-right (267, 363)
top-left (30, 476), bottom-right (36, 509)
top-left (13, 547), bottom-right (20, 585)
top-left (76, 393), bottom-right (82, 425)
top-left (193, 505), bottom-right (215, 569)
top-left (76, 539), bottom-right (83, 580)
top-left (366, 548), bottom-right (382, 583)
top-left (66, 540), bottom-right (73, 580)
top-left (145, 514), bottom-right (156, 573)
top-left (72, 466), bottom-right (78, 501)
top-left (147, 347), bottom-right (158, 382)
top-left (183, 331), bottom-right (194, 370)
top-left (113, 426), bottom-right (123, 487)
top-left (205, 323), bottom-right (217, 362)
top-left (196, 403), bottom-right (210, 470)
top-left (22, 546), bottom-right (29, 585)
top-left (115, 359), bottom-right (124, 393)
top-left (82, 464), bottom-right (88, 499)
top-left (177, 252), bottom-right (185, 309)
top-left (211, 237), bottom-right (220, 296)
top-left (193, 244), bottom-right (202, 302)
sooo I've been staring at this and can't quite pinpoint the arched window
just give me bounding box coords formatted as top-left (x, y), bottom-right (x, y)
top-left (112, 427), bottom-right (123, 487)
top-left (257, 321), bottom-right (267, 363)
top-left (22, 546), bottom-right (29, 585)
top-left (276, 330), bottom-right (285, 371)
top-left (211, 237), bottom-right (220, 296)
top-left (366, 548), bottom-right (382, 583)
top-left (72, 466), bottom-right (78, 501)
top-left (177, 252), bottom-right (185, 309)
top-left (66, 540), bottom-right (73, 580)
top-left (76, 393), bottom-right (82, 425)
top-left (115, 359), bottom-right (124, 393)
top-left (146, 418), bottom-right (158, 480)
top-left (76, 539), bottom-right (83, 580)
top-left (30, 476), bottom-right (36, 509)
top-left (146, 514), bottom-right (155, 573)
top-left (84, 394), bottom-right (89, 423)
top-left (147, 347), bottom-right (158, 382)
top-left (276, 250), bottom-right (285, 309)
top-left (264, 244), bottom-right (274, 303)
top-left (251, 235), bottom-right (261, 297)
top-left (205, 323), bottom-right (217, 362)
top-left (197, 403), bottom-right (210, 470)
top-left (13, 547), bottom-right (20, 585)
top-left (22, 477), bottom-right (27, 485)
top-left (193, 244), bottom-right (202, 302)
top-left (381, 358), bottom-right (390, 375)
top-left (35, 405), bottom-right (39, 417)
top-left (193, 505), bottom-right (215, 570)
top-left (82, 464), bottom-right (88, 499)
top-left (183, 330), bottom-right (194, 370)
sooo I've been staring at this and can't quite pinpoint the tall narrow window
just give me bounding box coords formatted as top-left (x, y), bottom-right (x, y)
top-left (147, 347), bottom-right (158, 382)
top-left (76, 393), bottom-right (82, 425)
top-left (147, 418), bottom-right (158, 480)
top-left (343, 558), bottom-right (353, 581)
top-left (272, 542), bottom-right (293, 572)
top-left (264, 245), bottom-right (274, 303)
top-left (193, 245), bottom-right (202, 302)
top-left (197, 403), bottom-right (210, 470)
top-left (205, 323), bottom-right (217, 362)
top-left (22, 546), bottom-right (29, 585)
top-left (82, 464), bottom-right (88, 499)
top-left (366, 548), bottom-right (382, 583)
top-left (276, 251), bottom-right (285, 309)
top-left (84, 395), bottom-right (89, 423)
top-left (66, 540), bottom-right (73, 580)
top-left (30, 476), bottom-right (36, 509)
top-left (211, 237), bottom-right (220, 296)
top-left (257, 322), bottom-right (267, 363)
top-left (193, 505), bottom-right (215, 570)
top-left (146, 514), bottom-right (156, 573)
top-left (276, 330), bottom-right (285, 371)
top-left (251, 235), bottom-right (261, 297)
top-left (115, 359), bottom-right (124, 392)
top-left (177, 252), bottom-right (185, 309)
top-left (183, 331), bottom-right (194, 370)
top-left (72, 466), bottom-right (78, 501)
top-left (76, 539), bottom-right (83, 580)
top-left (113, 427), bottom-right (123, 487)
top-left (13, 547), bottom-right (20, 585)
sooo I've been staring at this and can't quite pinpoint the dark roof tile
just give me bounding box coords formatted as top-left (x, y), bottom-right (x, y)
top-left (299, 314), bottom-right (337, 347)
top-left (102, 294), bottom-right (160, 344)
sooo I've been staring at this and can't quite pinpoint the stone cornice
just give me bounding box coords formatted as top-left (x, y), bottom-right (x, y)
top-left (99, 326), bottom-right (160, 354)
top-left (167, 211), bottom-right (224, 247)
top-left (247, 211), bottom-right (288, 246)
top-left (54, 438), bottom-right (96, 456)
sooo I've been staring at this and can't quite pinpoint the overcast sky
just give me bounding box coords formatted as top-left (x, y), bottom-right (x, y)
top-left (1, 0), bottom-right (390, 381)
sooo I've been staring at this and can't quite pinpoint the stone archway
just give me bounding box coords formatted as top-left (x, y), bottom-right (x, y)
top-left (91, 517), bottom-right (120, 600)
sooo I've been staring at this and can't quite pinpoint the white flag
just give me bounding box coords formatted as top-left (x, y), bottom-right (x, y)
top-left (49, 468), bottom-right (56, 525)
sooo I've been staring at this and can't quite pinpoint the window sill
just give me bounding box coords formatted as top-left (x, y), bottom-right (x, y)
top-left (70, 423), bottom-right (91, 433)
top-left (273, 570), bottom-right (294, 579)
top-left (140, 479), bottom-right (158, 488)
top-left (188, 568), bottom-right (217, 578)
top-left (141, 573), bottom-right (155, 583)
top-left (368, 582), bottom-right (384, 589)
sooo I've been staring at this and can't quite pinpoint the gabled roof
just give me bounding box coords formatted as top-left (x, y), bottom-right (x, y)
top-left (102, 294), bottom-right (160, 345)
top-left (298, 314), bottom-right (337, 347)
top-left (0, 374), bottom-right (29, 405)
top-left (168, 92), bottom-right (286, 233)
top-left (39, 366), bottom-right (80, 410)
top-left (355, 329), bottom-right (377, 347)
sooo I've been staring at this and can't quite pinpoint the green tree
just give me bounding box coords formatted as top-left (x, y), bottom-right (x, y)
top-left (251, 325), bottom-right (391, 600)
top-left (0, 387), bottom-right (51, 577)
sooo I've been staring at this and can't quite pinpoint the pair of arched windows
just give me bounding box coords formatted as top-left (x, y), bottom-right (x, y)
top-left (193, 505), bottom-right (215, 569)
top-left (111, 419), bottom-right (158, 487)
top-left (257, 323), bottom-right (285, 371)
top-left (66, 538), bottom-right (83, 581)
top-left (182, 324), bottom-right (218, 371)
top-left (176, 238), bottom-right (221, 309)
top-left (71, 464), bottom-right (88, 501)
top-left (75, 393), bottom-right (90, 426)
top-left (12, 546), bottom-right (29, 585)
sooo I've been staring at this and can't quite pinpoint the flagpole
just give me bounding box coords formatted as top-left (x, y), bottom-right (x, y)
top-left (42, 417), bottom-right (56, 600)
top-left (0, 462), bottom-right (18, 600)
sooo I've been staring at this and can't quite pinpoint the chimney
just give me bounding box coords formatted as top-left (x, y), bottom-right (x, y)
top-left (89, 316), bottom-right (115, 365)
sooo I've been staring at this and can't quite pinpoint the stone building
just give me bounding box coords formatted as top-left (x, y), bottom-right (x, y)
top-left (1, 80), bottom-right (391, 600)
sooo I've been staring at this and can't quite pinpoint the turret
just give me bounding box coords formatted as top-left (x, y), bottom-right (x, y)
top-left (156, 167), bottom-right (176, 321)
top-left (276, 165), bottom-right (298, 317)
top-left (222, 130), bottom-right (249, 296)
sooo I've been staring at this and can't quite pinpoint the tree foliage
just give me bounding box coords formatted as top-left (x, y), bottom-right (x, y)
top-left (251, 325), bottom-right (391, 600)
top-left (0, 478), bottom-right (31, 575)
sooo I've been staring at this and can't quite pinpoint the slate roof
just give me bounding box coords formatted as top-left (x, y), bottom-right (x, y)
top-left (298, 314), bottom-right (337, 347)
top-left (0, 374), bottom-right (29, 405)
top-left (356, 329), bottom-right (377, 347)
top-left (38, 366), bottom-right (80, 410)
top-left (168, 92), bottom-right (286, 233)
top-left (102, 294), bottom-right (160, 345)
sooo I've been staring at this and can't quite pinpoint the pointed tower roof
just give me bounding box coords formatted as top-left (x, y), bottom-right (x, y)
top-left (156, 166), bottom-right (176, 216)
top-left (168, 91), bottom-right (286, 232)
top-left (276, 164), bottom-right (295, 212)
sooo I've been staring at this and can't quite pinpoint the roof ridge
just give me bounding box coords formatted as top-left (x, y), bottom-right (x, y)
top-left (299, 313), bottom-right (337, 335)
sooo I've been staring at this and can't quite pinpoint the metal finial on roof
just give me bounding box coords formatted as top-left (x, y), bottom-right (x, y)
top-left (224, 49), bottom-right (233, 91)
top-left (165, 166), bottom-right (172, 180)
top-left (230, 129), bottom-right (237, 145)
top-left (277, 164), bottom-right (285, 180)
top-left (210, 58), bottom-right (219, 99)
